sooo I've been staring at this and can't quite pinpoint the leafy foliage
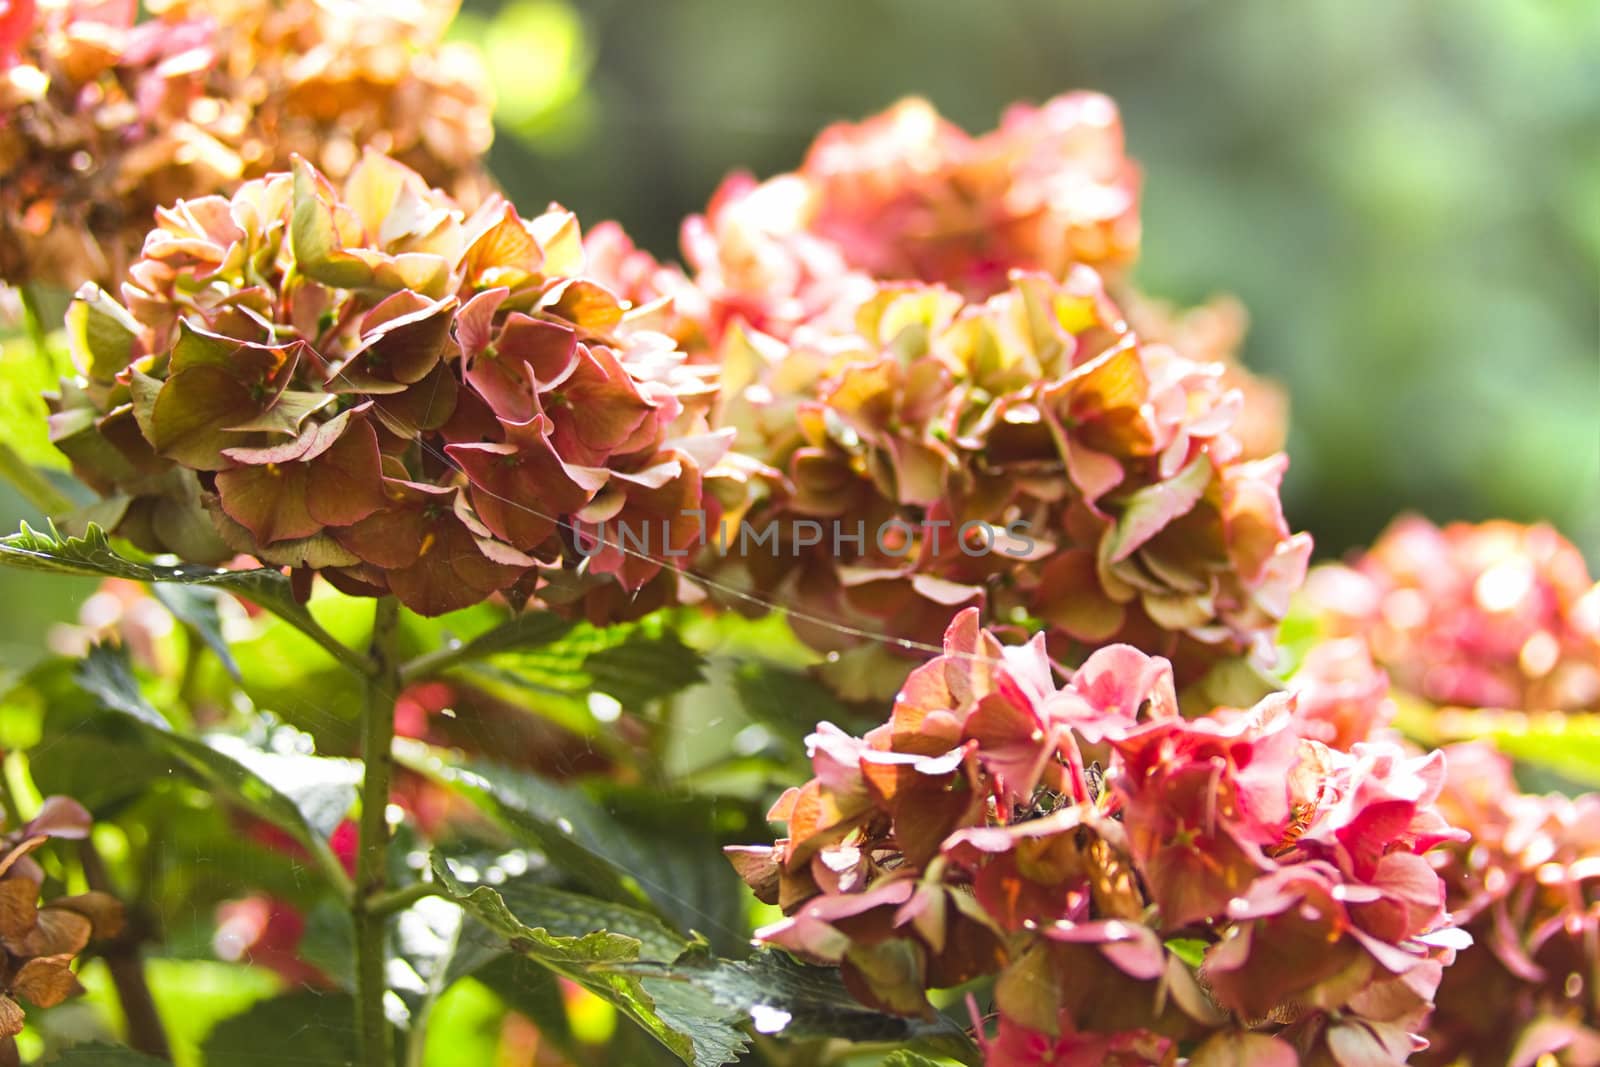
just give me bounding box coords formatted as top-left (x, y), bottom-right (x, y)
top-left (399, 745), bottom-right (734, 940)
top-left (0, 522), bottom-right (365, 671)
top-left (74, 643), bottom-right (359, 893)
top-left (431, 857), bottom-right (748, 1066)
top-left (199, 991), bottom-right (375, 1067)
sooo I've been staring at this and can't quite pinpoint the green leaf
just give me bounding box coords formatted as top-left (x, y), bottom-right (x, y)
top-left (28, 732), bottom-right (177, 812)
top-left (881, 1054), bottom-right (951, 1067)
top-left (200, 990), bottom-right (391, 1067)
top-left (585, 784), bottom-right (749, 956)
top-left (64, 284), bottom-right (142, 381)
top-left (151, 584), bottom-right (242, 681)
top-left (441, 610), bottom-right (574, 660)
top-left (0, 521), bottom-right (368, 673)
top-left (1400, 702), bottom-right (1600, 791)
top-left (399, 611), bottom-right (701, 747)
top-left (402, 744), bottom-right (651, 907)
top-left (668, 950), bottom-right (980, 1061)
top-left (1177, 655), bottom-right (1283, 717)
top-left (1165, 937), bottom-right (1209, 969)
top-left (367, 868), bottom-right (511, 1034)
top-left (435, 863), bottom-right (691, 966)
top-left (398, 610), bottom-right (574, 684)
top-left (479, 614), bottom-right (705, 709)
top-left (582, 627), bottom-right (705, 708)
top-left (42, 1045), bottom-right (170, 1065)
top-left (419, 879), bottom-right (594, 1062)
top-left (635, 976), bottom-right (749, 1067)
top-left (0, 316), bottom-right (74, 473)
top-left (74, 641), bottom-right (171, 729)
top-left (399, 746), bottom-right (734, 939)
top-left (731, 660), bottom-right (861, 741)
top-left (74, 644), bottom-right (359, 892)
top-left (432, 856), bottom-right (747, 1066)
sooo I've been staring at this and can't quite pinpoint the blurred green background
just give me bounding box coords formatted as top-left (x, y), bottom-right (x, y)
top-left (4, 0), bottom-right (1597, 669)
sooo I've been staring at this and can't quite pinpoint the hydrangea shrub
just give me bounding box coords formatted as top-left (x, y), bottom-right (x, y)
top-left (0, 35), bottom-right (1594, 1067)
top-left (0, 0), bottom-right (491, 290)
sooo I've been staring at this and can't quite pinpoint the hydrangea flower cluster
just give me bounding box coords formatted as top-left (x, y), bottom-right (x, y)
top-left (1122, 293), bottom-right (1289, 462)
top-left (0, 0), bottom-right (491, 290)
top-left (730, 609), bottom-right (1467, 1065)
top-left (585, 95), bottom-right (1280, 455)
top-left (715, 270), bottom-right (1310, 682)
top-left (0, 797), bottom-right (124, 1067)
top-left (1307, 517), bottom-right (1600, 712)
top-left (677, 92), bottom-right (1140, 342)
top-left (1422, 743), bottom-right (1600, 1067)
top-left (1298, 519), bottom-right (1600, 1064)
top-left (576, 94), bottom-right (1309, 682)
top-left (48, 152), bottom-right (735, 617)
top-left (1286, 636), bottom-right (1398, 753)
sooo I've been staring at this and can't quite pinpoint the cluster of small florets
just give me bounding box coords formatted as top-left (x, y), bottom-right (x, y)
top-left (674, 93), bottom-right (1140, 348)
top-left (1286, 635), bottom-right (1398, 753)
top-left (587, 95), bottom-right (1309, 683)
top-left (1419, 743), bottom-right (1600, 1066)
top-left (0, 797), bottom-right (125, 1066)
top-left (48, 153), bottom-right (737, 617)
top-left (729, 609), bottom-right (1467, 1065)
top-left (1307, 517), bottom-right (1600, 712)
top-left (0, 0), bottom-right (491, 290)
top-left (1297, 518), bottom-right (1600, 1064)
top-left (585, 95), bottom-right (1281, 468)
top-left (713, 270), bottom-right (1309, 685)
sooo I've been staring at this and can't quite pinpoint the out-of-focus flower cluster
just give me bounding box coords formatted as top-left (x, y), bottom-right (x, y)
top-left (0, 0), bottom-right (492, 291)
top-left (48, 152), bottom-right (738, 617)
top-left (712, 270), bottom-right (1309, 686)
top-left (674, 93), bottom-right (1141, 345)
top-left (585, 94), bottom-right (1284, 462)
top-left (1417, 743), bottom-right (1600, 1067)
top-left (729, 609), bottom-right (1468, 1065)
top-left (1297, 518), bottom-right (1600, 1065)
top-left (1307, 517), bottom-right (1600, 713)
top-left (0, 797), bottom-right (124, 1067)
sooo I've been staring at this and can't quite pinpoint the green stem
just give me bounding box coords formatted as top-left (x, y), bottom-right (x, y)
top-left (355, 596), bottom-right (402, 1067)
top-left (0, 761), bottom-right (21, 829)
top-left (648, 694), bottom-right (679, 788)
top-left (395, 639), bottom-right (467, 687)
top-left (367, 880), bottom-right (439, 918)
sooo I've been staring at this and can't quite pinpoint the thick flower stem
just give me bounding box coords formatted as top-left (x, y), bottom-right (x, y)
top-left (355, 596), bottom-right (402, 1067)
top-left (80, 841), bottom-right (172, 1062)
